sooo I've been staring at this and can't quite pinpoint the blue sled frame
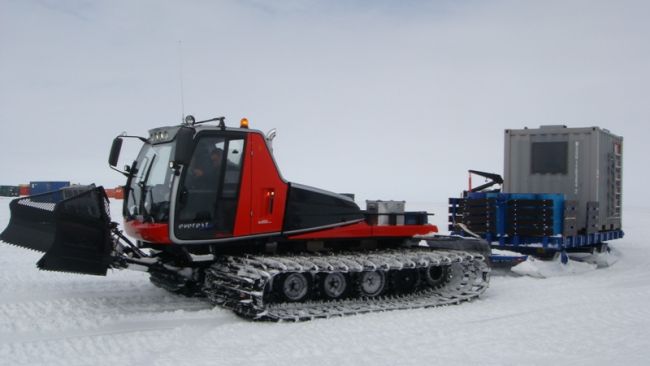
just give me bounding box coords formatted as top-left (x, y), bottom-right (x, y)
top-left (448, 192), bottom-right (624, 253)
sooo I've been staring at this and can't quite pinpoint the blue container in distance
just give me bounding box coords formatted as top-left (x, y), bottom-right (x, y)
top-left (29, 181), bottom-right (71, 195)
top-left (29, 181), bottom-right (72, 203)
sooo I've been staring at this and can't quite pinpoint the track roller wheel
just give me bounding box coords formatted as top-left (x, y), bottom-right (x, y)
top-left (390, 268), bottom-right (420, 293)
top-left (321, 272), bottom-right (348, 299)
top-left (358, 270), bottom-right (386, 297)
top-left (424, 265), bottom-right (447, 287)
top-left (280, 272), bottom-right (311, 302)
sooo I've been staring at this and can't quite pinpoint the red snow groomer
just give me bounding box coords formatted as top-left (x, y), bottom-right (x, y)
top-left (0, 116), bottom-right (490, 320)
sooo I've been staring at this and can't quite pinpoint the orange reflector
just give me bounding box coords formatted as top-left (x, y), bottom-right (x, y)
top-left (240, 118), bottom-right (249, 128)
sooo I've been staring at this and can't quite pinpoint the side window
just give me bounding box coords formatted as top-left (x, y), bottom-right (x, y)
top-left (223, 139), bottom-right (244, 198)
top-left (185, 137), bottom-right (226, 191)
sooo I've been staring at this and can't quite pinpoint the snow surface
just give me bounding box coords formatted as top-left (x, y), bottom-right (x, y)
top-left (511, 255), bottom-right (598, 278)
top-left (0, 198), bottom-right (649, 366)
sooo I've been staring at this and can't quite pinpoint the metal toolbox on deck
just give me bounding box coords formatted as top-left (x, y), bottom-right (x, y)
top-left (366, 200), bottom-right (405, 226)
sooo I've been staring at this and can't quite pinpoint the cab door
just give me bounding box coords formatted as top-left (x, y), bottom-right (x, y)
top-left (172, 132), bottom-right (246, 241)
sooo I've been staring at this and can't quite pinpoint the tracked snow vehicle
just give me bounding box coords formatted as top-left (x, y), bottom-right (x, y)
top-left (0, 116), bottom-right (490, 320)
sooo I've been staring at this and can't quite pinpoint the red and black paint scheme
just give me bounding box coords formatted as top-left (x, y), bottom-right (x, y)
top-left (0, 117), bottom-right (456, 278)
top-left (122, 119), bottom-right (437, 256)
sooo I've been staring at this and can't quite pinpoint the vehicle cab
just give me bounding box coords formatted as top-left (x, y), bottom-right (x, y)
top-left (109, 117), bottom-right (363, 249)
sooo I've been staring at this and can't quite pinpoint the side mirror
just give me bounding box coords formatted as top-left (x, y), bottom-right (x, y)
top-left (173, 127), bottom-right (195, 166)
top-left (109, 137), bottom-right (123, 167)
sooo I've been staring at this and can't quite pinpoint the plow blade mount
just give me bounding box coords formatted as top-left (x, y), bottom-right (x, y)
top-left (0, 186), bottom-right (114, 275)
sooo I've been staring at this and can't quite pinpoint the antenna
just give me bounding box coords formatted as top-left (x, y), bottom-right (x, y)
top-left (178, 40), bottom-right (186, 123)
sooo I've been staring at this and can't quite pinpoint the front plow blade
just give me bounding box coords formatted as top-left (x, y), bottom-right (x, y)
top-left (0, 186), bottom-right (114, 275)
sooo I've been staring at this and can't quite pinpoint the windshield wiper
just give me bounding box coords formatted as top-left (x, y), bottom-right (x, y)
top-left (138, 155), bottom-right (157, 220)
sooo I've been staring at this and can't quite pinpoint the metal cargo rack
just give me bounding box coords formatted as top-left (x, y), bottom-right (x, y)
top-left (449, 192), bottom-right (624, 252)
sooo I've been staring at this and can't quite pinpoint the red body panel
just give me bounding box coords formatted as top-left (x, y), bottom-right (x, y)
top-left (287, 222), bottom-right (438, 241)
top-left (233, 133), bottom-right (288, 237)
top-left (124, 220), bottom-right (437, 245)
top-left (124, 221), bottom-right (172, 244)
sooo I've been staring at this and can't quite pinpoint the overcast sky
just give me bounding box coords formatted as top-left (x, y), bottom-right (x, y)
top-left (1, 0), bottom-right (648, 208)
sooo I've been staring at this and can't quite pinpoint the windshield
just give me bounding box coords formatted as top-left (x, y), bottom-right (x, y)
top-left (125, 142), bottom-right (175, 222)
